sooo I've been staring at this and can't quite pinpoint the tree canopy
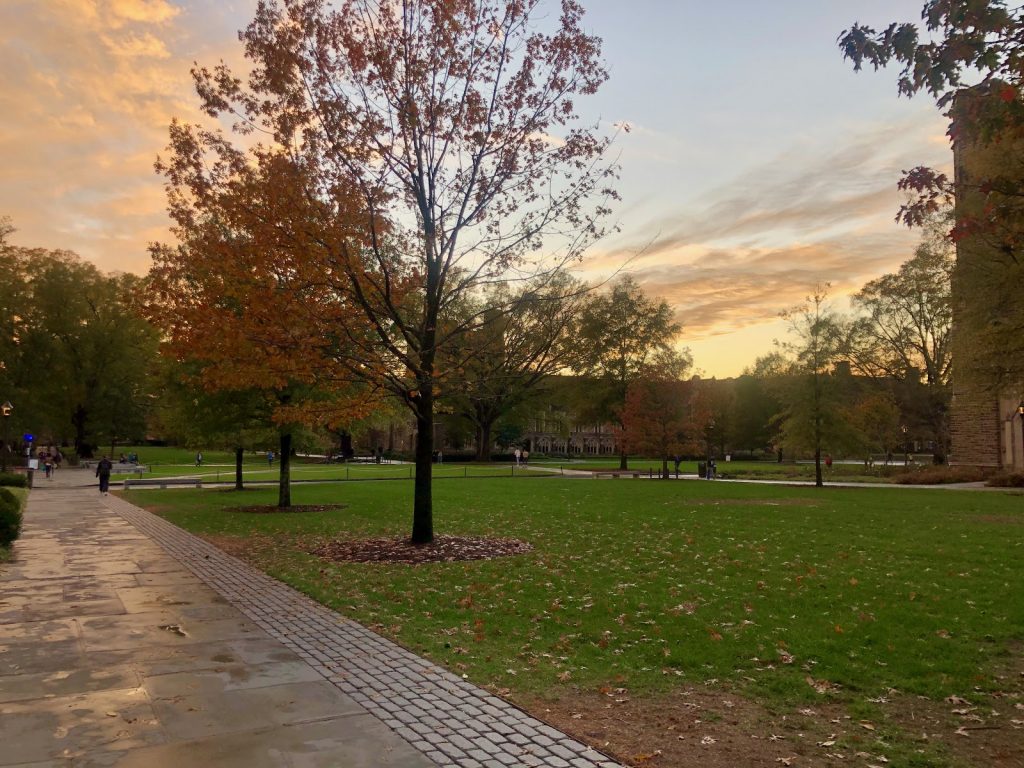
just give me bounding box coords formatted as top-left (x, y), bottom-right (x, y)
top-left (1, 222), bottom-right (157, 457)
top-left (572, 276), bottom-right (688, 469)
top-left (157, 0), bottom-right (619, 541)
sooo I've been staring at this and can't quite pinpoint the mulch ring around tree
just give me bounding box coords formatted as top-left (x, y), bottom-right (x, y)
top-left (309, 535), bottom-right (533, 564)
top-left (229, 504), bottom-right (347, 514)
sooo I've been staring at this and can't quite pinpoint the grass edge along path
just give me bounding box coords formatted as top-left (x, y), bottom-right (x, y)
top-left (126, 478), bottom-right (1024, 768)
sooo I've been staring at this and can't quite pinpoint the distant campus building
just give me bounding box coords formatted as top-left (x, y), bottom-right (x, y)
top-left (948, 87), bottom-right (1024, 470)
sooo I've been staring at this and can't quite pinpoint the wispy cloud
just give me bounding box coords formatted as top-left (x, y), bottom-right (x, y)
top-left (582, 116), bottom-right (951, 344)
top-left (0, 0), bottom-right (241, 271)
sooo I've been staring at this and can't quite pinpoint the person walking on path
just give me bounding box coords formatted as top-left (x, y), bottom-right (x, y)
top-left (514, 448), bottom-right (521, 466)
top-left (267, 450), bottom-right (274, 466)
top-left (96, 455), bottom-right (113, 495)
top-left (195, 451), bottom-right (203, 467)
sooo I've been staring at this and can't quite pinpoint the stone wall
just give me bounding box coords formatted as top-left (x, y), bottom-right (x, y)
top-left (948, 383), bottom-right (1002, 467)
top-left (948, 87), bottom-right (1023, 469)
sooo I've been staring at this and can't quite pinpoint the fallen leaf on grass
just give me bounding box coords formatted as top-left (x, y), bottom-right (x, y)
top-left (309, 535), bottom-right (532, 564)
top-left (806, 676), bottom-right (834, 694)
top-left (631, 751), bottom-right (662, 762)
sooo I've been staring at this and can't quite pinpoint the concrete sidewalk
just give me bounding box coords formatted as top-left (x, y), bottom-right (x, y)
top-left (0, 471), bottom-right (621, 768)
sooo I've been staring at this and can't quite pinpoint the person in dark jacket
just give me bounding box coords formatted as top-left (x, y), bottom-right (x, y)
top-left (96, 456), bottom-right (113, 495)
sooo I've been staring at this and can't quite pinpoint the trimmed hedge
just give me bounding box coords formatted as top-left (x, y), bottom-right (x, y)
top-left (891, 465), bottom-right (992, 485)
top-left (986, 471), bottom-right (1024, 488)
top-left (0, 472), bottom-right (27, 488)
top-left (0, 487), bottom-right (23, 547)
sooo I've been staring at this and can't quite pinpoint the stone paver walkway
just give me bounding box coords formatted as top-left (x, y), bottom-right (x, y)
top-left (1, 471), bottom-right (623, 768)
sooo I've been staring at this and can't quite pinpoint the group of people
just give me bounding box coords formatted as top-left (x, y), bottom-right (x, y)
top-left (37, 447), bottom-right (63, 480)
top-left (118, 452), bottom-right (140, 464)
top-left (513, 447), bottom-right (529, 466)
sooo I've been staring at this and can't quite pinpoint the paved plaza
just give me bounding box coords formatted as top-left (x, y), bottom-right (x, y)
top-left (0, 471), bottom-right (622, 767)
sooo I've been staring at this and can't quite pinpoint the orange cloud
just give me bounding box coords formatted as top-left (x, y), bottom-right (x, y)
top-left (0, 0), bottom-right (242, 272)
top-left (109, 0), bottom-right (181, 25)
top-left (578, 116), bottom-right (951, 370)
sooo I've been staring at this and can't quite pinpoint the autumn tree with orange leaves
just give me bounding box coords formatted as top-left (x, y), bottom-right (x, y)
top-left (170, 0), bottom-right (619, 542)
top-left (147, 153), bottom-right (376, 508)
top-left (619, 374), bottom-right (705, 480)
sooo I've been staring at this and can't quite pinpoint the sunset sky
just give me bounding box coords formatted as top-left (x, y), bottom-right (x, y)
top-left (0, 0), bottom-right (950, 377)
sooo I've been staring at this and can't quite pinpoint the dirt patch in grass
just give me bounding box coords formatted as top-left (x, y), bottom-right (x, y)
top-left (519, 687), bottom-right (859, 768)
top-left (973, 514), bottom-right (1024, 525)
top-left (519, 681), bottom-right (1024, 768)
top-left (229, 504), bottom-right (347, 514)
top-left (309, 534), bottom-right (532, 564)
top-left (876, 690), bottom-right (1024, 768)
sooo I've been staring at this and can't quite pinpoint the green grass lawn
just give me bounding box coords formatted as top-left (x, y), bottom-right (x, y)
top-left (126, 477), bottom-right (1024, 765)
top-left (106, 445), bottom-right (546, 482)
top-left (123, 462), bottom-right (547, 482)
top-left (110, 446), bottom-right (916, 484)
top-left (556, 457), bottom-right (911, 483)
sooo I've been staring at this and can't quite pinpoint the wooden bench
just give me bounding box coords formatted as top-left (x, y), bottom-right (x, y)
top-left (123, 477), bottom-right (202, 490)
top-left (592, 470), bottom-right (643, 479)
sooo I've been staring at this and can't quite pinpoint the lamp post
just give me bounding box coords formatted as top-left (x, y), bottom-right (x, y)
top-left (901, 424), bottom-right (909, 467)
top-left (705, 419), bottom-right (715, 479)
top-left (1, 401), bottom-right (12, 474)
top-left (1017, 403), bottom-right (1024, 469)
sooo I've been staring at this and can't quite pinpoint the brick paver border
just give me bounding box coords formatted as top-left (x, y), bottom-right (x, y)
top-left (105, 493), bottom-right (623, 768)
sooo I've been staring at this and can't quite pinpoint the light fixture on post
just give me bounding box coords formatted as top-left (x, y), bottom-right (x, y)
top-left (1, 401), bottom-right (12, 474)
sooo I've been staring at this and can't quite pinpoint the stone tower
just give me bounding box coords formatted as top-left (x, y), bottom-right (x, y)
top-left (948, 86), bottom-right (1024, 469)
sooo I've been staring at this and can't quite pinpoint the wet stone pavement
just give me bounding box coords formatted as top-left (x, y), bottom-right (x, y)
top-left (0, 471), bottom-right (623, 768)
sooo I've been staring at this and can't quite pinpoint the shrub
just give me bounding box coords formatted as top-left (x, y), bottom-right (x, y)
top-left (986, 471), bottom-right (1024, 488)
top-left (0, 472), bottom-right (27, 488)
top-left (892, 465), bottom-right (992, 485)
top-left (0, 488), bottom-right (23, 546)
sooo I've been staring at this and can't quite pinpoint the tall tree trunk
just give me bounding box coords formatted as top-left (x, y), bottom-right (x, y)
top-left (234, 446), bottom-right (244, 491)
top-left (813, 369), bottom-right (823, 488)
top-left (73, 405), bottom-right (91, 458)
top-left (661, 456), bottom-right (669, 479)
top-left (278, 432), bottom-right (291, 508)
top-left (619, 449), bottom-right (628, 470)
top-left (412, 393), bottom-right (434, 544)
top-left (477, 420), bottom-right (494, 462)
